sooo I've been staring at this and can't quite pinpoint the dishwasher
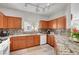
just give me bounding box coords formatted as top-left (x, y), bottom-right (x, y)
top-left (40, 35), bottom-right (46, 45)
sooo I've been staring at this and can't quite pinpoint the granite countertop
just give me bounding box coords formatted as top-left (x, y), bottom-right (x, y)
top-left (9, 33), bottom-right (47, 37)
top-left (54, 34), bottom-right (79, 55)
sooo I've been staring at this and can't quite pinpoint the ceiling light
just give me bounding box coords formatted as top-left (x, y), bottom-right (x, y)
top-left (46, 3), bottom-right (50, 6)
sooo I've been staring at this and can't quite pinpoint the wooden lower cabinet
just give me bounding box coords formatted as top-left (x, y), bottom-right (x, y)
top-left (10, 35), bottom-right (40, 51)
top-left (47, 35), bottom-right (51, 45)
top-left (34, 35), bottom-right (40, 46)
top-left (10, 37), bottom-right (26, 51)
top-left (47, 35), bottom-right (56, 47)
top-left (25, 36), bottom-right (34, 48)
top-left (10, 37), bottom-right (20, 51)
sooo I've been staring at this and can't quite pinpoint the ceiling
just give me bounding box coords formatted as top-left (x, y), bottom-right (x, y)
top-left (0, 3), bottom-right (68, 16)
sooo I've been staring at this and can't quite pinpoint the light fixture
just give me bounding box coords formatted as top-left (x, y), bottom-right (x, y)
top-left (46, 3), bottom-right (50, 6)
top-left (25, 3), bottom-right (54, 12)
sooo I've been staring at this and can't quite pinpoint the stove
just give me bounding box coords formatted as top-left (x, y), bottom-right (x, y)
top-left (0, 36), bottom-right (9, 55)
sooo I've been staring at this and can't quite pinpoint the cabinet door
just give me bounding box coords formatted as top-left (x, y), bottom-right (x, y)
top-left (25, 36), bottom-right (34, 47)
top-left (7, 16), bottom-right (14, 28)
top-left (3, 16), bottom-right (8, 28)
top-left (48, 21), bottom-right (51, 29)
top-left (47, 35), bottom-right (51, 45)
top-left (57, 16), bottom-right (66, 29)
top-left (39, 20), bottom-right (48, 29)
top-left (10, 38), bottom-right (13, 51)
top-left (50, 35), bottom-right (54, 47)
top-left (14, 17), bottom-right (21, 29)
top-left (48, 20), bottom-right (54, 29)
top-left (0, 12), bottom-right (4, 28)
top-left (7, 16), bottom-right (22, 29)
top-left (63, 16), bottom-right (66, 29)
top-left (50, 35), bottom-right (57, 48)
top-left (10, 36), bottom-right (27, 51)
top-left (53, 19), bottom-right (57, 29)
top-left (34, 35), bottom-right (40, 46)
top-left (18, 36), bottom-right (27, 49)
top-left (47, 35), bottom-right (56, 47)
top-left (10, 37), bottom-right (20, 51)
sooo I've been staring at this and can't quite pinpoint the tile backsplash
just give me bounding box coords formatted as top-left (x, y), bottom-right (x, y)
top-left (0, 28), bottom-right (70, 35)
top-left (8, 29), bottom-right (24, 35)
top-left (0, 29), bottom-right (23, 35)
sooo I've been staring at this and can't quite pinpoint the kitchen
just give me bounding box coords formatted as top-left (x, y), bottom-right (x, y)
top-left (0, 3), bottom-right (79, 55)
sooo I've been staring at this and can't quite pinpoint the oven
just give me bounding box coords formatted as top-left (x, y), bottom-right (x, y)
top-left (0, 37), bottom-right (9, 55)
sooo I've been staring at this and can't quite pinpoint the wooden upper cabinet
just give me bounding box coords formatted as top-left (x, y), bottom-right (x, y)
top-left (48, 21), bottom-right (51, 29)
top-left (3, 16), bottom-right (8, 28)
top-left (39, 20), bottom-right (48, 29)
top-left (48, 20), bottom-right (54, 29)
top-left (48, 16), bottom-right (66, 29)
top-left (7, 16), bottom-right (14, 28)
top-left (0, 11), bottom-right (22, 29)
top-left (14, 17), bottom-right (21, 29)
top-left (0, 12), bottom-right (4, 28)
top-left (57, 16), bottom-right (66, 29)
top-left (0, 12), bottom-right (8, 28)
top-left (52, 19), bottom-right (57, 29)
top-left (7, 16), bottom-right (22, 29)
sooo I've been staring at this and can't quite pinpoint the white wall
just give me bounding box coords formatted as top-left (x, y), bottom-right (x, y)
top-left (71, 4), bottom-right (79, 30)
top-left (65, 4), bottom-right (71, 29)
top-left (49, 10), bottom-right (66, 20)
top-left (71, 3), bottom-right (79, 20)
top-left (0, 7), bottom-right (48, 31)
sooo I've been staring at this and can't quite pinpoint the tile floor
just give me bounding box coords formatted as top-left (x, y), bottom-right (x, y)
top-left (10, 44), bottom-right (56, 55)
